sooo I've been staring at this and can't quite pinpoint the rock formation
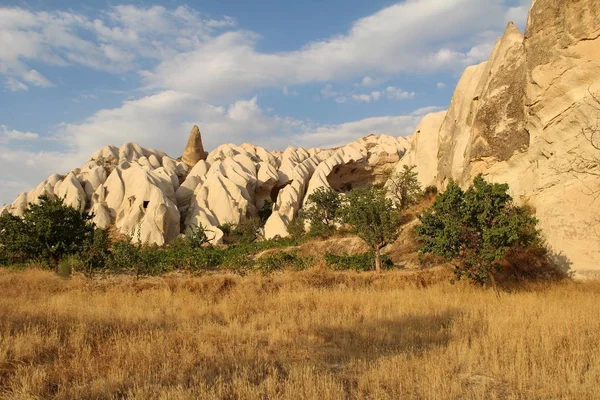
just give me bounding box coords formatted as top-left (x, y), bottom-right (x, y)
top-left (391, 0), bottom-right (600, 277)
top-left (2, 0), bottom-right (599, 276)
top-left (182, 125), bottom-right (206, 167)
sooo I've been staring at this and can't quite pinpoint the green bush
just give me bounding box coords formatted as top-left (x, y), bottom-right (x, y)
top-left (0, 195), bottom-right (95, 266)
top-left (257, 250), bottom-right (308, 272)
top-left (325, 252), bottom-right (394, 272)
top-left (338, 186), bottom-right (400, 272)
top-left (221, 217), bottom-right (262, 245)
top-left (302, 187), bottom-right (342, 238)
top-left (258, 200), bottom-right (274, 224)
top-left (416, 175), bottom-right (542, 291)
top-left (286, 216), bottom-right (306, 242)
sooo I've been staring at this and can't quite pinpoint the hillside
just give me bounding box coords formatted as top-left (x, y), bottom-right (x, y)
top-left (1, 0), bottom-right (599, 276)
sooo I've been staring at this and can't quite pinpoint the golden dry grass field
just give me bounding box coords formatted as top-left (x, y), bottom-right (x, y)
top-left (1, 268), bottom-right (599, 400)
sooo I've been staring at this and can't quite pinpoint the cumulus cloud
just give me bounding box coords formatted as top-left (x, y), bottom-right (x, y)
top-left (141, 0), bottom-right (526, 100)
top-left (0, 5), bottom-right (234, 83)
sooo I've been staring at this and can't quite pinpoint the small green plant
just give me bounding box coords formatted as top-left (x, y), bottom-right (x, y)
top-left (187, 224), bottom-right (213, 249)
top-left (423, 185), bottom-right (438, 198)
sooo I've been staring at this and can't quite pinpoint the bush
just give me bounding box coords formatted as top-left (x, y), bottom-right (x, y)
top-left (286, 217), bottom-right (306, 242)
top-left (257, 250), bottom-right (308, 272)
top-left (221, 218), bottom-right (262, 245)
top-left (387, 165), bottom-right (422, 210)
top-left (338, 186), bottom-right (400, 272)
top-left (302, 187), bottom-right (342, 237)
top-left (423, 185), bottom-right (438, 198)
top-left (325, 252), bottom-right (394, 272)
top-left (0, 195), bottom-right (95, 266)
top-left (80, 229), bottom-right (111, 277)
top-left (416, 175), bottom-right (542, 291)
top-left (258, 200), bottom-right (274, 224)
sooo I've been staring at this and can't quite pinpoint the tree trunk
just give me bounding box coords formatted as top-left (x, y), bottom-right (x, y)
top-left (489, 271), bottom-right (500, 298)
top-left (374, 247), bottom-right (382, 274)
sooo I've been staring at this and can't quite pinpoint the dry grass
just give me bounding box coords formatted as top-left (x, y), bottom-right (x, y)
top-left (1, 268), bottom-right (599, 399)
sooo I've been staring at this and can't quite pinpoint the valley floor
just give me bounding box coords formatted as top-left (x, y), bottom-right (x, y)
top-left (1, 268), bottom-right (599, 399)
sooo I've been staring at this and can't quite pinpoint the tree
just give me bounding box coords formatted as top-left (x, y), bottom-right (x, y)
top-left (415, 175), bottom-right (541, 293)
top-left (301, 187), bottom-right (342, 237)
top-left (387, 165), bottom-right (422, 210)
top-left (339, 186), bottom-right (400, 273)
top-left (0, 195), bottom-right (96, 266)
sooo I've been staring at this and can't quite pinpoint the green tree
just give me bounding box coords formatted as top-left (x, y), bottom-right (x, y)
top-left (339, 187), bottom-right (400, 273)
top-left (387, 165), bottom-right (422, 210)
top-left (302, 187), bottom-right (342, 237)
top-left (416, 175), bottom-right (541, 293)
top-left (0, 195), bottom-right (95, 266)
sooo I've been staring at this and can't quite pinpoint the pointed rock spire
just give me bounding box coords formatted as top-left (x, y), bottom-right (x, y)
top-left (182, 125), bottom-right (206, 167)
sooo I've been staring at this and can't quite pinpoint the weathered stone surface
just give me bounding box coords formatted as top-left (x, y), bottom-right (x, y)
top-left (182, 125), bottom-right (206, 167)
top-left (390, 111), bottom-right (446, 188)
top-left (397, 0), bottom-right (600, 276)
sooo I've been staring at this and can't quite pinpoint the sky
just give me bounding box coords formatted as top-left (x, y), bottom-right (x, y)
top-left (0, 0), bottom-right (532, 205)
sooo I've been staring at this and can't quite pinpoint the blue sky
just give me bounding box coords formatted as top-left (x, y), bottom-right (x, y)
top-left (0, 0), bottom-right (531, 205)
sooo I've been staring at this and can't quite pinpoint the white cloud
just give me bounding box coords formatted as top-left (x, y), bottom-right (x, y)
top-left (352, 92), bottom-right (378, 103)
top-left (1, 1), bottom-right (524, 98)
top-left (351, 87), bottom-right (414, 103)
top-left (386, 86), bottom-right (416, 100)
top-left (22, 69), bottom-right (53, 87)
top-left (141, 0), bottom-right (525, 100)
top-left (437, 82), bottom-right (446, 89)
top-left (1, 125), bottom-right (39, 141)
top-left (0, 5), bottom-right (234, 84)
top-left (4, 77), bottom-right (28, 91)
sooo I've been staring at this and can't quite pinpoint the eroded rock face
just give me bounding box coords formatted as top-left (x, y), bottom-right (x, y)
top-left (182, 125), bottom-right (207, 167)
top-left (393, 0), bottom-right (600, 276)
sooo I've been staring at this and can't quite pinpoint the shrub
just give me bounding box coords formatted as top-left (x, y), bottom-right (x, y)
top-left (339, 186), bottom-right (400, 272)
top-left (423, 185), bottom-right (438, 198)
top-left (387, 165), bottom-right (422, 210)
top-left (416, 175), bottom-right (542, 292)
top-left (80, 229), bottom-right (111, 277)
top-left (302, 187), bottom-right (342, 237)
top-left (0, 195), bottom-right (95, 266)
top-left (257, 251), bottom-right (308, 272)
top-left (286, 216), bottom-right (306, 242)
top-left (325, 252), bottom-right (394, 272)
top-left (221, 218), bottom-right (262, 245)
top-left (258, 200), bottom-right (274, 224)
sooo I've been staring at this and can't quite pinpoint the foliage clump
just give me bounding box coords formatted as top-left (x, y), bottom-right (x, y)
top-left (387, 165), bottom-right (422, 210)
top-left (301, 187), bottom-right (342, 237)
top-left (339, 186), bottom-right (400, 272)
top-left (0, 195), bottom-right (95, 266)
top-left (416, 175), bottom-right (541, 291)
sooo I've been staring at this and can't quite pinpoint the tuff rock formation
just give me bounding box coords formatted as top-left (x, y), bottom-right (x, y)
top-left (389, 0), bottom-right (600, 277)
top-left (2, 0), bottom-right (599, 276)
top-left (182, 125), bottom-right (207, 167)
